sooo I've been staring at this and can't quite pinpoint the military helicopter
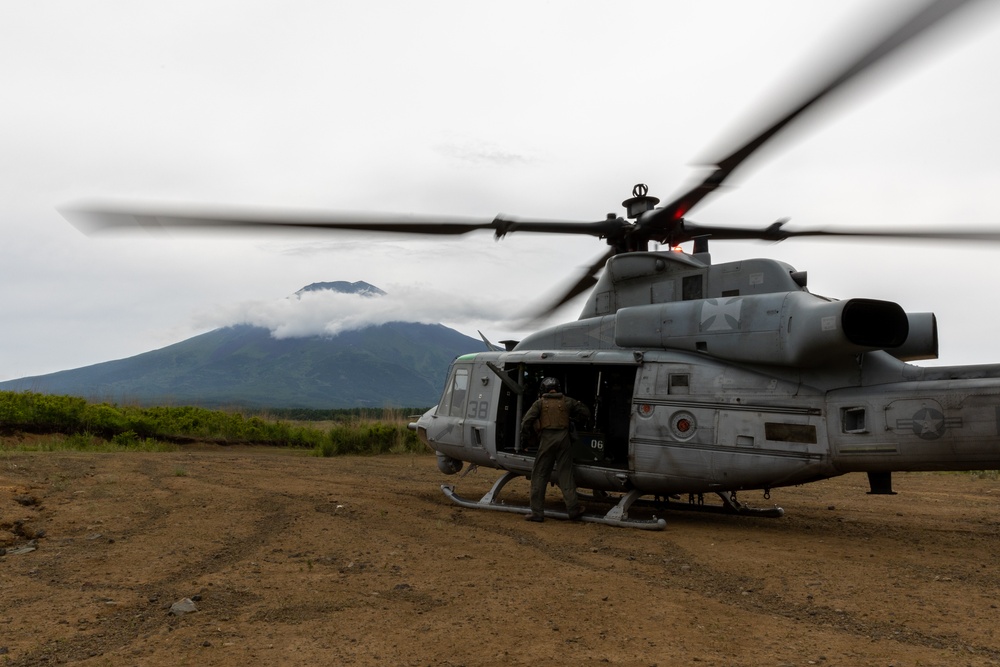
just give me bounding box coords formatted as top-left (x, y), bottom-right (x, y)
top-left (64, 0), bottom-right (1000, 529)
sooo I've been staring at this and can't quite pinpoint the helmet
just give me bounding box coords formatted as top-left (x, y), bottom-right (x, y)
top-left (540, 377), bottom-right (561, 393)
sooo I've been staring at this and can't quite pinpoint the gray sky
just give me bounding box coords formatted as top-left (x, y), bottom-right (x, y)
top-left (3, 0), bottom-right (1000, 381)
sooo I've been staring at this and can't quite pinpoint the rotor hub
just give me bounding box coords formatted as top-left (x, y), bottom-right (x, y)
top-left (621, 183), bottom-right (660, 220)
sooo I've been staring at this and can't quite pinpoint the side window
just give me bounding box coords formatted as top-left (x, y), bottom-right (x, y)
top-left (438, 366), bottom-right (470, 417)
top-left (448, 368), bottom-right (469, 416)
top-left (682, 275), bottom-right (703, 300)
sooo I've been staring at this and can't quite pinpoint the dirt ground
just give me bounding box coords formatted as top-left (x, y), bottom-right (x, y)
top-left (1, 447), bottom-right (999, 667)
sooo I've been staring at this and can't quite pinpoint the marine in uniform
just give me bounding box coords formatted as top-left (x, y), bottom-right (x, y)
top-left (520, 377), bottom-right (591, 522)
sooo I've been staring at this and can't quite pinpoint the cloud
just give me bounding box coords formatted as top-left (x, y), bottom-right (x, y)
top-left (434, 140), bottom-right (534, 165)
top-left (194, 283), bottom-right (527, 339)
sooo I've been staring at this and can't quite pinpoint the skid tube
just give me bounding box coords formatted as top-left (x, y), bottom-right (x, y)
top-left (581, 490), bottom-right (785, 518)
top-left (441, 471), bottom-right (667, 531)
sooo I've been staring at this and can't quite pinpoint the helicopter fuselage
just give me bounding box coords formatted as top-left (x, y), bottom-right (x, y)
top-left (416, 348), bottom-right (1000, 498)
top-left (412, 251), bottom-right (1000, 500)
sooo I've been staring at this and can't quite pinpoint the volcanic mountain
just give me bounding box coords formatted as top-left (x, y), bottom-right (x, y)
top-left (0, 282), bottom-right (481, 408)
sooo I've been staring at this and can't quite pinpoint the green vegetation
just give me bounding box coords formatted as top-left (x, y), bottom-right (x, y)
top-left (268, 406), bottom-right (430, 421)
top-left (7, 431), bottom-right (176, 453)
top-left (0, 391), bottom-right (426, 456)
top-left (321, 419), bottom-right (419, 457)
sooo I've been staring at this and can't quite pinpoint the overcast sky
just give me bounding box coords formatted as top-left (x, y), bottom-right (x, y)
top-left (3, 0), bottom-right (1000, 381)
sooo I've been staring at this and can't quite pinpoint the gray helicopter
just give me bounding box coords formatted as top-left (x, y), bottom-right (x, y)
top-left (64, 0), bottom-right (1000, 529)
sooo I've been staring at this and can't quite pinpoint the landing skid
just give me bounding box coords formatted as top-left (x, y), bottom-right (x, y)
top-left (441, 471), bottom-right (667, 531)
top-left (580, 490), bottom-right (784, 518)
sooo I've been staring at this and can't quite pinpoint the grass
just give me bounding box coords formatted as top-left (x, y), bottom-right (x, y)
top-left (1, 432), bottom-right (177, 454)
top-left (0, 390), bottom-right (428, 457)
top-left (315, 415), bottom-right (421, 457)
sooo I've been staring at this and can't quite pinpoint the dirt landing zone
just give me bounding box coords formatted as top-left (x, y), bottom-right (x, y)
top-left (2, 448), bottom-right (999, 666)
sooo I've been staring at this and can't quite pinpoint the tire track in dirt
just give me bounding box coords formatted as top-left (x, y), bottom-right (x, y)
top-left (4, 455), bottom-right (298, 666)
top-left (5, 451), bottom-right (1000, 666)
top-left (443, 477), bottom-right (1000, 662)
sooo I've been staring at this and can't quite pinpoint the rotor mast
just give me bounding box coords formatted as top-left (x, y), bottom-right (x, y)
top-left (618, 183), bottom-right (659, 253)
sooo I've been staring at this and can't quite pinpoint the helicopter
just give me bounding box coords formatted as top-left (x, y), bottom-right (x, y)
top-left (62, 0), bottom-right (1000, 529)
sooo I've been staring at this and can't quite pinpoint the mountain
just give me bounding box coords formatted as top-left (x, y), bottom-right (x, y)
top-left (295, 281), bottom-right (386, 298)
top-left (0, 284), bottom-right (483, 409)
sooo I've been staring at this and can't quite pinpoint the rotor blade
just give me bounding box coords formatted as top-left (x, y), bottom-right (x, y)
top-left (491, 216), bottom-right (627, 240)
top-left (767, 228), bottom-right (1000, 243)
top-left (59, 203), bottom-right (623, 241)
top-left (677, 219), bottom-right (1000, 244)
top-left (516, 247), bottom-right (616, 326)
top-left (643, 0), bottom-right (983, 238)
top-left (61, 204), bottom-right (493, 235)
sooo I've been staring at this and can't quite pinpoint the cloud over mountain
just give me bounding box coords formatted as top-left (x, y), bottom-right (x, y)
top-left (196, 281), bottom-right (522, 340)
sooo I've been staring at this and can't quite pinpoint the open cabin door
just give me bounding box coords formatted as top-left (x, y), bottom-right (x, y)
top-left (493, 357), bottom-right (638, 473)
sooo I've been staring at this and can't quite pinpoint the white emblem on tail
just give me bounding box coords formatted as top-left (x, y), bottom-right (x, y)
top-left (701, 297), bottom-right (742, 331)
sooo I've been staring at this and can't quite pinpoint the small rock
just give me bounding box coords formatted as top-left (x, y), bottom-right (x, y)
top-left (14, 495), bottom-right (39, 506)
top-left (169, 598), bottom-right (198, 616)
top-left (5, 540), bottom-right (38, 556)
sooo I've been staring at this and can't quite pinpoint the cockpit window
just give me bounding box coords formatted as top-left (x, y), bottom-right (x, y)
top-left (438, 366), bottom-right (470, 417)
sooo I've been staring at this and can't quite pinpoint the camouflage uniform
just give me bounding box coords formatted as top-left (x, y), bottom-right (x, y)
top-left (521, 391), bottom-right (591, 517)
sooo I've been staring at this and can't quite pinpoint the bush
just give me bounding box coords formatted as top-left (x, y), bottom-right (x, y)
top-left (319, 419), bottom-right (421, 456)
top-left (0, 390), bottom-right (426, 456)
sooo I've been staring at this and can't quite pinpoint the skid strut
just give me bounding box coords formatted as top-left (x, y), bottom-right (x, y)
top-left (715, 491), bottom-right (784, 517)
top-left (581, 489), bottom-right (785, 519)
top-left (441, 472), bottom-right (666, 531)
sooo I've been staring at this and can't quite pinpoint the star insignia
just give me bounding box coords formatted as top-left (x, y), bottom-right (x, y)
top-left (911, 408), bottom-right (946, 440)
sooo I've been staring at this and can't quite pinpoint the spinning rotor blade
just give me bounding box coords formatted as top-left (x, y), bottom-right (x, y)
top-left (62, 203), bottom-right (629, 325)
top-left (681, 221), bottom-right (1000, 244)
top-left (57, 0), bottom-right (996, 329)
top-left (639, 0), bottom-right (983, 244)
top-left (61, 203), bottom-right (624, 241)
top-left (518, 247), bottom-right (617, 324)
